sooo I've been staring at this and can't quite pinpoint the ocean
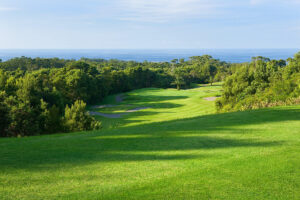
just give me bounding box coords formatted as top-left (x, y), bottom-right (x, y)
top-left (0, 49), bottom-right (299, 63)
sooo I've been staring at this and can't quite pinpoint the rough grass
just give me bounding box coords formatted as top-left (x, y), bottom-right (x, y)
top-left (1, 84), bottom-right (299, 200)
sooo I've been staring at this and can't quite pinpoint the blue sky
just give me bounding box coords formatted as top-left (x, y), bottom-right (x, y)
top-left (0, 0), bottom-right (300, 49)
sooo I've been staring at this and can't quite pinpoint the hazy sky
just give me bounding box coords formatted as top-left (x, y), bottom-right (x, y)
top-left (0, 0), bottom-right (300, 49)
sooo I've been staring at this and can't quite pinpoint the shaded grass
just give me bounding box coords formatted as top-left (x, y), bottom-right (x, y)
top-left (0, 84), bottom-right (299, 200)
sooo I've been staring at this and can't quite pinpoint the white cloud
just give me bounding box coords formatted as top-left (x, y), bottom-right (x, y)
top-left (117, 0), bottom-right (222, 22)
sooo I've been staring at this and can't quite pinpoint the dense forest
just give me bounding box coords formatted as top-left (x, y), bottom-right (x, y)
top-left (216, 52), bottom-right (300, 111)
top-left (0, 55), bottom-right (229, 137)
top-left (0, 53), bottom-right (299, 137)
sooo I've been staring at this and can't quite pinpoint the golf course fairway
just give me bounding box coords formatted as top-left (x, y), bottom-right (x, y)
top-left (1, 84), bottom-right (299, 200)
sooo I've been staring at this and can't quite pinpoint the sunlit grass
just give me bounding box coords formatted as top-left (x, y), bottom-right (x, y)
top-left (0, 83), bottom-right (299, 200)
top-left (94, 84), bottom-right (222, 129)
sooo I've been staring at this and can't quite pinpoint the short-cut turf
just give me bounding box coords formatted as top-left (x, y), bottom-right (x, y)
top-left (1, 84), bottom-right (299, 200)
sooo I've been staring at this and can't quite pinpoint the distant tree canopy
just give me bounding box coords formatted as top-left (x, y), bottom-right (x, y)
top-left (216, 52), bottom-right (300, 111)
top-left (0, 55), bottom-right (230, 137)
top-left (2, 52), bottom-right (298, 137)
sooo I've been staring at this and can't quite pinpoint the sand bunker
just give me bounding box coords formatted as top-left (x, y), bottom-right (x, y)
top-left (203, 97), bottom-right (218, 101)
top-left (90, 94), bottom-right (151, 118)
top-left (126, 107), bottom-right (151, 113)
top-left (92, 104), bottom-right (117, 109)
top-left (89, 111), bottom-right (127, 118)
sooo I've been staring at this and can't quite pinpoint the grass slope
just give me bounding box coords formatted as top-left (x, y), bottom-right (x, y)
top-left (1, 84), bottom-right (299, 200)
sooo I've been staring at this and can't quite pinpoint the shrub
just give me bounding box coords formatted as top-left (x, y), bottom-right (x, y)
top-left (64, 100), bottom-right (101, 132)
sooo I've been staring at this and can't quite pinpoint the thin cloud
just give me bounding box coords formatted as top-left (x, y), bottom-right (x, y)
top-left (0, 6), bottom-right (19, 11)
top-left (117, 0), bottom-right (223, 22)
top-left (250, 0), bottom-right (300, 5)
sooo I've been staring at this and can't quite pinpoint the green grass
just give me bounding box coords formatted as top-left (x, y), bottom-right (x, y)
top-left (1, 83), bottom-right (300, 200)
top-left (93, 84), bottom-right (222, 129)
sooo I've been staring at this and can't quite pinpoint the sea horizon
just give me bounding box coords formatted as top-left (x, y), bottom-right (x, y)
top-left (0, 48), bottom-right (299, 63)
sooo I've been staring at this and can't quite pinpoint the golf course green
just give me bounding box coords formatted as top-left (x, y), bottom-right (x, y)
top-left (1, 84), bottom-right (299, 199)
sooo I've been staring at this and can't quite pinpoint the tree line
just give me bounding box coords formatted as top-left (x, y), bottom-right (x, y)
top-left (2, 52), bottom-right (298, 137)
top-left (216, 52), bottom-right (300, 111)
top-left (0, 55), bottom-right (230, 137)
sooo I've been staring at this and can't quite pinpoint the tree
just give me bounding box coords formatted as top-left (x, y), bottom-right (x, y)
top-left (207, 63), bottom-right (217, 86)
top-left (217, 52), bottom-right (300, 111)
top-left (179, 58), bottom-right (185, 64)
top-left (172, 68), bottom-right (186, 90)
top-left (8, 100), bottom-right (42, 137)
top-left (171, 59), bottom-right (179, 64)
top-left (0, 54), bottom-right (235, 137)
top-left (0, 92), bottom-right (10, 136)
top-left (64, 100), bottom-right (101, 132)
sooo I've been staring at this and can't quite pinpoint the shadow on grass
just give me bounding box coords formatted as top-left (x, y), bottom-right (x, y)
top-left (92, 101), bottom-right (186, 128)
top-left (103, 107), bottom-right (300, 136)
top-left (0, 135), bottom-right (280, 171)
top-left (90, 94), bottom-right (188, 127)
top-left (123, 95), bottom-right (188, 104)
top-left (95, 110), bottom-right (161, 129)
top-left (0, 106), bottom-right (299, 171)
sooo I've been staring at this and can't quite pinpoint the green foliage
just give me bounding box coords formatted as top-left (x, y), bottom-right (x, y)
top-left (41, 103), bottom-right (63, 134)
top-left (171, 68), bottom-right (187, 90)
top-left (8, 100), bottom-right (42, 136)
top-left (0, 63), bottom-right (103, 136)
top-left (217, 52), bottom-right (300, 111)
top-left (0, 57), bottom-right (68, 71)
top-left (0, 92), bottom-right (10, 136)
top-left (0, 55), bottom-right (230, 137)
top-left (1, 53), bottom-right (298, 136)
top-left (64, 100), bottom-right (101, 132)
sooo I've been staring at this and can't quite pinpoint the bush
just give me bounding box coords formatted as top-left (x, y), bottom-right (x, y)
top-left (8, 101), bottom-right (43, 137)
top-left (64, 100), bottom-right (101, 132)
